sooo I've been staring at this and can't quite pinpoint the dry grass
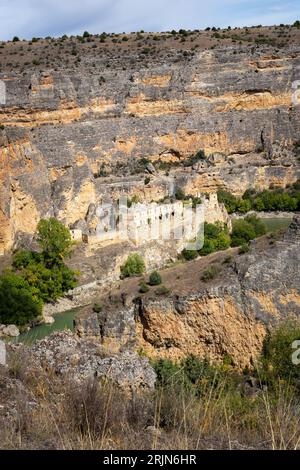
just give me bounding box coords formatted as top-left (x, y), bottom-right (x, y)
top-left (1, 349), bottom-right (300, 450)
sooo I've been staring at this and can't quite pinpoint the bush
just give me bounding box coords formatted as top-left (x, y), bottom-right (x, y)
top-left (139, 281), bottom-right (149, 294)
top-left (201, 265), bottom-right (222, 282)
top-left (175, 188), bottom-right (185, 200)
top-left (239, 243), bottom-right (250, 254)
top-left (0, 272), bottom-right (43, 326)
top-left (155, 285), bottom-right (171, 296)
top-left (120, 254), bottom-right (145, 278)
top-left (258, 321), bottom-right (300, 390)
top-left (218, 186), bottom-right (300, 214)
top-left (149, 271), bottom-right (162, 286)
top-left (181, 248), bottom-right (198, 261)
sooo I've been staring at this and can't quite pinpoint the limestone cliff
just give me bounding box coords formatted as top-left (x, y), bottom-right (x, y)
top-left (1, 42), bottom-right (300, 253)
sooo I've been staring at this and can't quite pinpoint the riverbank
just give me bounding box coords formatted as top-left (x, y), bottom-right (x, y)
top-left (231, 211), bottom-right (297, 219)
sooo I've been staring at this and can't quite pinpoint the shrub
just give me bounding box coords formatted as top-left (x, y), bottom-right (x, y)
top-left (201, 265), bottom-right (222, 282)
top-left (175, 188), bottom-right (185, 200)
top-left (181, 248), bottom-right (198, 261)
top-left (239, 243), bottom-right (250, 254)
top-left (155, 285), bottom-right (171, 296)
top-left (149, 271), bottom-right (162, 286)
top-left (139, 281), bottom-right (149, 294)
top-left (93, 303), bottom-right (103, 313)
top-left (0, 272), bottom-right (43, 326)
top-left (144, 177), bottom-right (150, 185)
top-left (153, 359), bottom-right (182, 387)
top-left (120, 254), bottom-right (145, 278)
top-left (258, 320), bottom-right (300, 390)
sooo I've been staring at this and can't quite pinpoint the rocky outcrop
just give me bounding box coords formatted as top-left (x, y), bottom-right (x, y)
top-left (28, 331), bottom-right (156, 392)
top-left (1, 44), bottom-right (300, 253)
top-left (75, 217), bottom-right (300, 368)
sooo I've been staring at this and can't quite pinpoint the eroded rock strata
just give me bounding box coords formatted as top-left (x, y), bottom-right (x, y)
top-left (1, 44), bottom-right (300, 254)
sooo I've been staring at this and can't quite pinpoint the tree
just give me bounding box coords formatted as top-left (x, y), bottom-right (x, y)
top-left (37, 218), bottom-right (72, 265)
top-left (83, 31), bottom-right (91, 37)
top-left (12, 36), bottom-right (20, 42)
top-left (245, 214), bottom-right (267, 237)
top-left (231, 219), bottom-right (256, 247)
top-left (217, 190), bottom-right (238, 213)
top-left (0, 272), bottom-right (43, 326)
top-left (20, 262), bottom-right (77, 302)
top-left (120, 254), bottom-right (145, 278)
top-left (13, 219), bottom-right (78, 304)
top-left (149, 271), bottom-right (162, 286)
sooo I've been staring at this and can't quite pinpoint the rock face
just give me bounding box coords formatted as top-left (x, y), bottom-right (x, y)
top-left (0, 325), bottom-right (20, 338)
top-left (0, 341), bottom-right (6, 366)
top-left (29, 331), bottom-right (156, 392)
top-left (75, 217), bottom-right (300, 369)
top-left (1, 44), bottom-right (300, 253)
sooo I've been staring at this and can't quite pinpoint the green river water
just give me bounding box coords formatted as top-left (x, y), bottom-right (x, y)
top-left (13, 308), bottom-right (80, 344)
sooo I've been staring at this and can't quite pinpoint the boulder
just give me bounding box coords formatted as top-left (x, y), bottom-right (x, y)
top-left (2, 325), bottom-right (20, 337)
top-left (44, 315), bottom-right (55, 325)
top-left (145, 162), bottom-right (156, 175)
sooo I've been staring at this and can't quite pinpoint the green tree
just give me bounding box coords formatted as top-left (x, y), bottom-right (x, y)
top-left (13, 219), bottom-right (78, 303)
top-left (149, 271), bottom-right (162, 286)
top-left (0, 272), bottom-right (43, 326)
top-left (37, 218), bottom-right (72, 264)
top-left (231, 219), bottom-right (256, 247)
top-left (120, 254), bottom-right (145, 278)
top-left (245, 214), bottom-right (267, 237)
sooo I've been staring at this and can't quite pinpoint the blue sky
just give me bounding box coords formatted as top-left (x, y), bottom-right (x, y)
top-left (0, 0), bottom-right (299, 40)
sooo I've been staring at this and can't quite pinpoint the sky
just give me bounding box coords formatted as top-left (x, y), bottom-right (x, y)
top-left (0, 0), bottom-right (299, 41)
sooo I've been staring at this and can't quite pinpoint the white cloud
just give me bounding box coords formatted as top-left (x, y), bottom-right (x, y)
top-left (0, 0), bottom-right (299, 40)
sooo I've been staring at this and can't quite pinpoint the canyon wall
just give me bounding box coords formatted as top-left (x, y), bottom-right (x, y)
top-left (75, 217), bottom-right (300, 369)
top-left (1, 44), bottom-right (300, 253)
